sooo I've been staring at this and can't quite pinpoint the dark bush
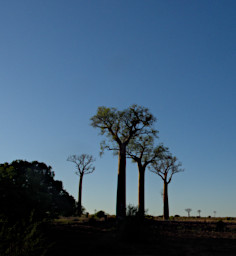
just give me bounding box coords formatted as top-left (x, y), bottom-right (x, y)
top-left (95, 210), bottom-right (106, 219)
top-left (126, 204), bottom-right (139, 217)
top-left (0, 212), bottom-right (50, 256)
top-left (0, 160), bottom-right (76, 222)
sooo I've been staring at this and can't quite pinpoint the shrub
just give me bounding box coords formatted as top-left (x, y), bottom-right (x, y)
top-left (126, 204), bottom-right (139, 217)
top-left (95, 210), bottom-right (106, 219)
top-left (0, 213), bottom-right (50, 256)
top-left (126, 204), bottom-right (148, 218)
top-left (145, 215), bottom-right (153, 220)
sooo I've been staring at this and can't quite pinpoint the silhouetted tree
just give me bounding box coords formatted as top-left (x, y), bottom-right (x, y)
top-left (150, 154), bottom-right (183, 220)
top-left (185, 208), bottom-right (192, 217)
top-left (197, 209), bottom-right (201, 217)
top-left (67, 154), bottom-right (95, 216)
top-left (0, 160), bottom-right (76, 222)
top-left (127, 135), bottom-right (167, 218)
top-left (91, 105), bottom-right (157, 219)
top-left (214, 210), bottom-right (216, 218)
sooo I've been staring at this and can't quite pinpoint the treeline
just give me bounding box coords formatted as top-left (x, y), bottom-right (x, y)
top-left (0, 160), bottom-right (76, 222)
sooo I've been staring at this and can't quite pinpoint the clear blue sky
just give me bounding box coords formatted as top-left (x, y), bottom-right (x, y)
top-left (1, 0), bottom-right (235, 217)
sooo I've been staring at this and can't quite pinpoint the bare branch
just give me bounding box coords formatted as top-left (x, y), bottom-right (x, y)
top-left (149, 168), bottom-right (165, 180)
top-left (149, 154), bottom-right (183, 184)
top-left (67, 154), bottom-right (96, 176)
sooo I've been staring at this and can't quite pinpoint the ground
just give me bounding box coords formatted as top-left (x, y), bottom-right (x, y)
top-left (45, 217), bottom-right (236, 256)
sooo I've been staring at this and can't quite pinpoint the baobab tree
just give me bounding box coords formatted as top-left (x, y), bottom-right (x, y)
top-left (185, 208), bottom-right (192, 217)
top-left (126, 135), bottom-right (167, 219)
top-left (149, 154), bottom-right (183, 220)
top-left (91, 105), bottom-right (157, 219)
top-left (67, 154), bottom-right (95, 216)
top-left (197, 209), bottom-right (201, 217)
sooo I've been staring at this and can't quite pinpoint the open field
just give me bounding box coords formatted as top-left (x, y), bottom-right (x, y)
top-left (45, 216), bottom-right (236, 256)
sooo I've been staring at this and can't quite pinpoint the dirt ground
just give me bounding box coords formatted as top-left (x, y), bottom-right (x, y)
top-left (45, 218), bottom-right (236, 256)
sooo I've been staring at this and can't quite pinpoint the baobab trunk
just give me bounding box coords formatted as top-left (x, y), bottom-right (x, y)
top-left (138, 164), bottom-right (145, 219)
top-left (116, 144), bottom-right (126, 220)
top-left (163, 180), bottom-right (169, 220)
top-left (78, 174), bottom-right (83, 216)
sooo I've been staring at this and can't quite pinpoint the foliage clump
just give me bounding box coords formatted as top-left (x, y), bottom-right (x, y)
top-left (95, 210), bottom-right (106, 219)
top-left (0, 160), bottom-right (76, 222)
top-left (0, 160), bottom-right (76, 256)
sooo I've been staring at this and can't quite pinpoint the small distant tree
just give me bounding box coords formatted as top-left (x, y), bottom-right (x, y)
top-left (127, 135), bottom-right (167, 219)
top-left (91, 105), bottom-right (157, 220)
top-left (149, 154), bottom-right (183, 220)
top-left (67, 154), bottom-right (95, 216)
top-left (197, 209), bottom-right (201, 217)
top-left (185, 208), bottom-right (192, 217)
top-left (213, 211), bottom-right (216, 218)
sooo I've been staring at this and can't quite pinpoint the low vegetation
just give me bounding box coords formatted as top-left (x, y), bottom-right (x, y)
top-left (45, 215), bottom-right (236, 255)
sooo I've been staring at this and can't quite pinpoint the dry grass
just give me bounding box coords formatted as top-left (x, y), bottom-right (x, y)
top-left (45, 216), bottom-right (236, 255)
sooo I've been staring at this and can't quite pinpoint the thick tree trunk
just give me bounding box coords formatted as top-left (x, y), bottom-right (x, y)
top-left (78, 174), bottom-right (83, 216)
top-left (163, 180), bottom-right (169, 220)
top-left (116, 144), bottom-right (126, 220)
top-left (138, 164), bottom-right (145, 219)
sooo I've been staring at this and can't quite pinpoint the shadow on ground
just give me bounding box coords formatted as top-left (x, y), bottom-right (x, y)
top-left (45, 219), bottom-right (236, 256)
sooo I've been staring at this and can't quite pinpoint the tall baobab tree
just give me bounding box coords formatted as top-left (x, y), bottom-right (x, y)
top-left (91, 105), bottom-right (157, 220)
top-left (149, 154), bottom-right (183, 220)
top-left (126, 135), bottom-right (167, 219)
top-left (185, 208), bottom-right (192, 217)
top-left (67, 154), bottom-right (95, 216)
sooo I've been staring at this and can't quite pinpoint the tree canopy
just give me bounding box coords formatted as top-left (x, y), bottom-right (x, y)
top-left (91, 104), bottom-right (157, 152)
top-left (149, 155), bottom-right (183, 184)
top-left (0, 160), bottom-right (76, 222)
top-left (67, 154), bottom-right (96, 176)
top-left (127, 135), bottom-right (167, 168)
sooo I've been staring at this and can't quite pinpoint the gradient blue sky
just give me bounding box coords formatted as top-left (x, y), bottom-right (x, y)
top-left (1, 0), bottom-right (235, 217)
